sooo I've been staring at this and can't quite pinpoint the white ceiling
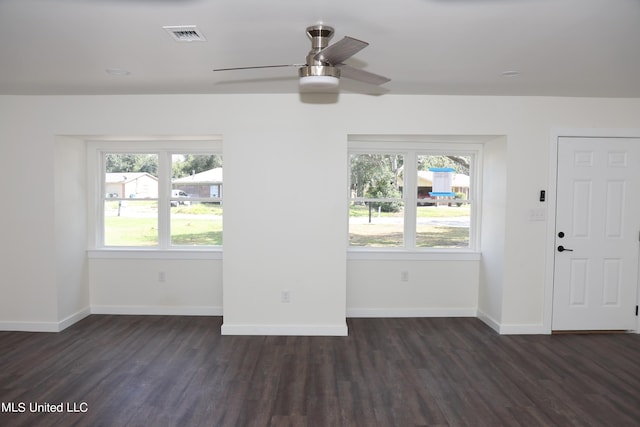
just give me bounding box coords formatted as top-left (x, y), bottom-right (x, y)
top-left (1, 0), bottom-right (638, 97)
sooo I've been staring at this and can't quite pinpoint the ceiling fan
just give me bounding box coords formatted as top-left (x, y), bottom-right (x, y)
top-left (213, 24), bottom-right (390, 90)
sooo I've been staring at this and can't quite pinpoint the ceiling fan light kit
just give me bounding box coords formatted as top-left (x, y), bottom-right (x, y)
top-left (213, 24), bottom-right (389, 92)
top-left (298, 65), bottom-right (340, 89)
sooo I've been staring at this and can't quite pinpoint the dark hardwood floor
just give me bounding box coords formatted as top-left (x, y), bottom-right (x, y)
top-left (1, 316), bottom-right (639, 426)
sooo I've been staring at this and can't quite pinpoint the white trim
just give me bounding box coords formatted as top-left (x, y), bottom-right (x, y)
top-left (91, 305), bottom-right (223, 316)
top-left (477, 310), bottom-right (547, 335)
top-left (498, 323), bottom-right (547, 335)
top-left (544, 131), bottom-right (560, 334)
top-left (476, 309), bottom-right (501, 333)
top-left (347, 307), bottom-right (477, 318)
top-left (0, 321), bottom-right (60, 333)
top-left (85, 137), bottom-right (223, 150)
top-left (220, 323), bottom-right (348, 336)
top-left (545, 128), bottom-right (640, 335)
top-left (347, 250), bottom-right (480, 261)
top-left (348, 134), bottom-right (499, 147)
top-left (0, 307), bottom-right (91, 332)
top-left (58, 307), bottom-right (92, 331)
top-left (87, 249), bottom-right (222, 260)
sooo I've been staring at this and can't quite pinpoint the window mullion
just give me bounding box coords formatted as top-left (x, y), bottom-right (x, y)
top-left (157, 151), bottom-right (171, 249)
top-left (469, 152), bottom-right (480, 251)
top-left (96, 150), bottom-right (107, 248)
top-left (404, 151), bottom-right (417, 249)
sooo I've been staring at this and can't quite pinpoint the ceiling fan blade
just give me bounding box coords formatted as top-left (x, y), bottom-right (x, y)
top-left (314, 36), bottom-right (368, 64)
top-left (213, 64), bottom-right (303, 72)
top-left (337, 64), bottom-right (390, 85)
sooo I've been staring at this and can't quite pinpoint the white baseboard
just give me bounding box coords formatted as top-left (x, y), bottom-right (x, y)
top-left (347, 307), bottom-right (477, 318)
top-left (477, 309), bottom-right (548, 335)
top-left (2, 306), bottom-right (551, 336)
top-left (91, 305), bottom-right (223, 316)
top-left (221, 323), bottom-right (348, 336)
top-left (59, 307), bottom-right (91, 331)
top-left (0, 320), bottom-right (60, 333)
top-left (0, 307), bottom-right (91, 332)
top-left (498, 323), bottom-right (548, 335)
top-left (476, 309), bottom-right (501, 333)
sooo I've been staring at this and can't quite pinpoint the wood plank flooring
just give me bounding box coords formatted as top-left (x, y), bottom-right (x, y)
top-left (1, 316), bottom-right (639, 426)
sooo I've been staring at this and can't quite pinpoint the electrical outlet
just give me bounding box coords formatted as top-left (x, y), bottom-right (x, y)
top-left (281, 290), bottom-right (291, 303)
top-left (158, 272), bottom-right (166, 282)
top-left (401, 271), bottom-right (409, 282)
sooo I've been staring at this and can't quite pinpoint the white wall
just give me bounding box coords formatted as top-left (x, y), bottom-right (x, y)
top-left (54, 136), bottom-right (90, 329)
top-left (347, 259), bottom-right (479, 317)
top-left (89, 257), bottom-right (222, 315)
top-left (478, 136), bottom-right (507, 329)
top-left (220, 110), bottom-right (348, 335)
top-left (0, 99), bottom-right (58, 330)
top-left (1, 94), bottom-right (640, 334)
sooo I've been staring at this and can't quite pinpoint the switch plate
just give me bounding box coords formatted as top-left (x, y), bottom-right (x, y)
top-left (528, 208), bottom-right (546, 221)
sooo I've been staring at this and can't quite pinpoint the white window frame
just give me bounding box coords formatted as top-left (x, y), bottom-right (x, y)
top-left (87, 139), bottom-right (223, 255)
top-left (348, 136), bottom-right (482, 259)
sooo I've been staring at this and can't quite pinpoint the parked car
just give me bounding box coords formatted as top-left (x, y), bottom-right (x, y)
top-left (171, 189), bottom-right (191, 207)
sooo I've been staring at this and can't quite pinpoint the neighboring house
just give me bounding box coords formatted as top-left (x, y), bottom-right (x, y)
top-left (417, 170), bottom-right (470, 199)
top-left (173, 167), bottom-right (223, 198)
top-left (398, 171), bottom-right (470, 203)
top-left (105, 172), bottom-right (158, 198)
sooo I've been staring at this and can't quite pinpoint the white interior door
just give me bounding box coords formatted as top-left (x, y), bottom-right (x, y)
top-left (552, 137), bottom-right (640, 331)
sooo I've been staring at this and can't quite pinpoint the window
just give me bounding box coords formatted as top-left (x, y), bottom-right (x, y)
top-left (348, 138), bottom-right (480, 251)
top-left (90, 140), bottom-right (222, 250)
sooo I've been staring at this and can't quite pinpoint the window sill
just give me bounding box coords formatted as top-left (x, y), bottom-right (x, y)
top-left (87, 249), bottom-right (223, 260)
top-left (347, 249), bottom-right (480, 261)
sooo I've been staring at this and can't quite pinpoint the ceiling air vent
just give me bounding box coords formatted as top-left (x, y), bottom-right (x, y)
top-left (163, 25), bottom-right (206, 42)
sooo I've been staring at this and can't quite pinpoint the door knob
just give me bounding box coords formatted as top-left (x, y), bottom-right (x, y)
top-left (557, 245), bottom-right (573, 252)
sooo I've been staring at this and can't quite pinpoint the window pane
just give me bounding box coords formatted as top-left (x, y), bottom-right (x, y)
top-left (349, 202), bottom-right (404, 247)
top-left (171, 154), bottom-right (223, 199)
top-left (171, 154), bottom-right (223, 246)
top-left (416, 205), bottom-right (470, 248)
top-left (104, 200), bottom-right (158, 246)
top-left (105, 154), bottom-right (158, 199)
top-left (350, 153), bottom-right (404, 199)
top-left (349, 153), bottom-right (404, 247)
top-left (104, 153), bottom-right (158, 246)
top-left (416, 154), bottom-right (471, 248)
top-left (171, 204), bottom-right (223, 246)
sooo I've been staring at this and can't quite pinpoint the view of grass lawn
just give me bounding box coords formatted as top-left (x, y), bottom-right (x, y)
top-left (171, 219), bottom-right (222, 245)
top-left (104, 202), bottom-right (222, 246)
top-left (416, 225), bottom-right (469, 248)
top-left (104, 217), bottom-right (158, 246)
top-left (349, 204), bottom-right (470, 248)
top-left (349, 224), bottom-right (469, 248)
top-left (104, 202), bottom-right (466, 247)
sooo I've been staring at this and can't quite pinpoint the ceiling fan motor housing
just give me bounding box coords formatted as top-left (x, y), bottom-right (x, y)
top-left (299, 25), bottom-right (340, 79)
top-left (298, 65), bottom-right (340, 79)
